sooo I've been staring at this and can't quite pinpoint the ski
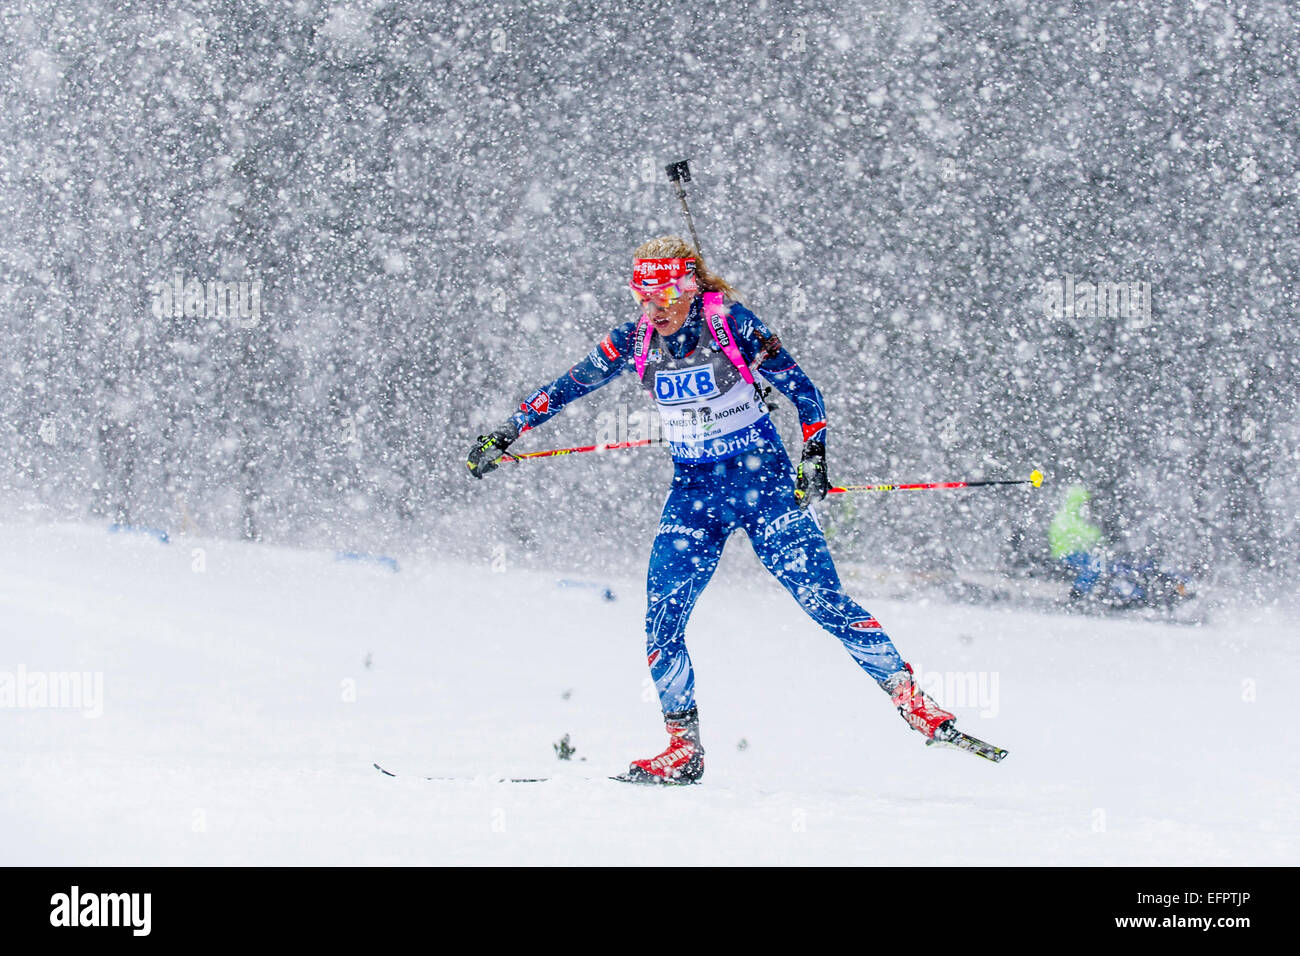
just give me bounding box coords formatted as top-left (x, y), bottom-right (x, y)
top-left (373, 762), bottom-right (550, 783)
top-left (609, 769), bottom-right (700, 786)
top-left (926, 726), bottom-right (1009, 762)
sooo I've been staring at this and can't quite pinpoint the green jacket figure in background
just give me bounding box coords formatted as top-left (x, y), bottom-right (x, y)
top-left (1050, 484), bottom-right (1104, 597)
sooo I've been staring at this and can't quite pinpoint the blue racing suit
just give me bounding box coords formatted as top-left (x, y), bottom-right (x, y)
top-left (510, 296), bottom-right (906, 714)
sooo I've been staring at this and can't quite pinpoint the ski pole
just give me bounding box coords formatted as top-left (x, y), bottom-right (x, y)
top-left (829, 470), bottom-right (1044, 495)
top-left (665, 159), bottom-right (703, 255)
top-left (499, 438), bottom-right (667, 462)
top-left (496, 442), bottom-right (1045, 494)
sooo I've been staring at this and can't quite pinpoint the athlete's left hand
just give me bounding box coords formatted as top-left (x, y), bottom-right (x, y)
top-left (795, 440), bottom-right (829, 509)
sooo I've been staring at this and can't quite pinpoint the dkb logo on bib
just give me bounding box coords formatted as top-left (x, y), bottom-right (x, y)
top-left (655, 365), bottom-right (719, 405)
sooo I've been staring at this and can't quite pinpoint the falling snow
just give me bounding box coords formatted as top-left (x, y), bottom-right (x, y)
top-left (1, 0), bottom-right (1298, 869)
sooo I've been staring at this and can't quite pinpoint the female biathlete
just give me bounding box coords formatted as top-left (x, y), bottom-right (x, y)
top-left (467, 236), bottom-right (958, 784)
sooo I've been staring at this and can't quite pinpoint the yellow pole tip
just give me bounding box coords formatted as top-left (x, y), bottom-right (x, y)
top-left (1030, 469), bottom-right (1044, 487)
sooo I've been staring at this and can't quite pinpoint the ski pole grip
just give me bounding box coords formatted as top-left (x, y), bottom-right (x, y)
top-left (665, 160), bottom-right (691, 183)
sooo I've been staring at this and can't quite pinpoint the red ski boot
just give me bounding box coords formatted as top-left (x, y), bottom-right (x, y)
top-left (615, 708), bottom-right (704, 785)
top-left (886, 663), bottom-right (955, 739)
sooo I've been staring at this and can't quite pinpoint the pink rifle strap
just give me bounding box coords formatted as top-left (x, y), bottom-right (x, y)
top-left (702, 292), bottom-right (755, 384)
top-left (633, 317), bottom-right (654, 380)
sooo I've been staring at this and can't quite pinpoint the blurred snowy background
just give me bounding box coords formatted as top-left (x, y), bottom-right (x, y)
top-left (3, 0), bottom-right (1297, 586)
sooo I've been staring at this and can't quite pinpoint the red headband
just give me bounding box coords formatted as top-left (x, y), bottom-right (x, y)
top-left (630, 258), bottom-right (697, 291)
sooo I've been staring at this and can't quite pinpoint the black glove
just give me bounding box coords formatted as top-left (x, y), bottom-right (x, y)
top-left (466, 422), bottom-right (519, 479)
top-left (794, 440), bottom-right (829, 509)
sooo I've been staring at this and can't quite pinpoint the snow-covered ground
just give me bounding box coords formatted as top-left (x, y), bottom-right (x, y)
top-left (2, 520), bottom-right (1295, 866)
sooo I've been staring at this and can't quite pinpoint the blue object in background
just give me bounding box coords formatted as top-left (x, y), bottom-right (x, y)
top-left (1061, 551), bottom-right (1103, 594)
top-left (557, 579), bottom-right (617, 602)
top-left (1062, 551), bottom-right (1195, 607)
top-left (335, 551), bottom-right (400, 573)
top-left (108, 523), bottom-right (169, 544)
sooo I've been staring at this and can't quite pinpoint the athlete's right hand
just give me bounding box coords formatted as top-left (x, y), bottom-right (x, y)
top-left (466, 423), bottom-right (519, 479)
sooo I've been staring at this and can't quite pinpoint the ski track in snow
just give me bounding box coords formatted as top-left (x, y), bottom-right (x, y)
top-left (1, 521), bottom-right (1295, 865)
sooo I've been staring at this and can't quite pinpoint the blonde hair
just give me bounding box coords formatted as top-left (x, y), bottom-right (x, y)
top-left (633, 236), bottom-right (742, 302)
